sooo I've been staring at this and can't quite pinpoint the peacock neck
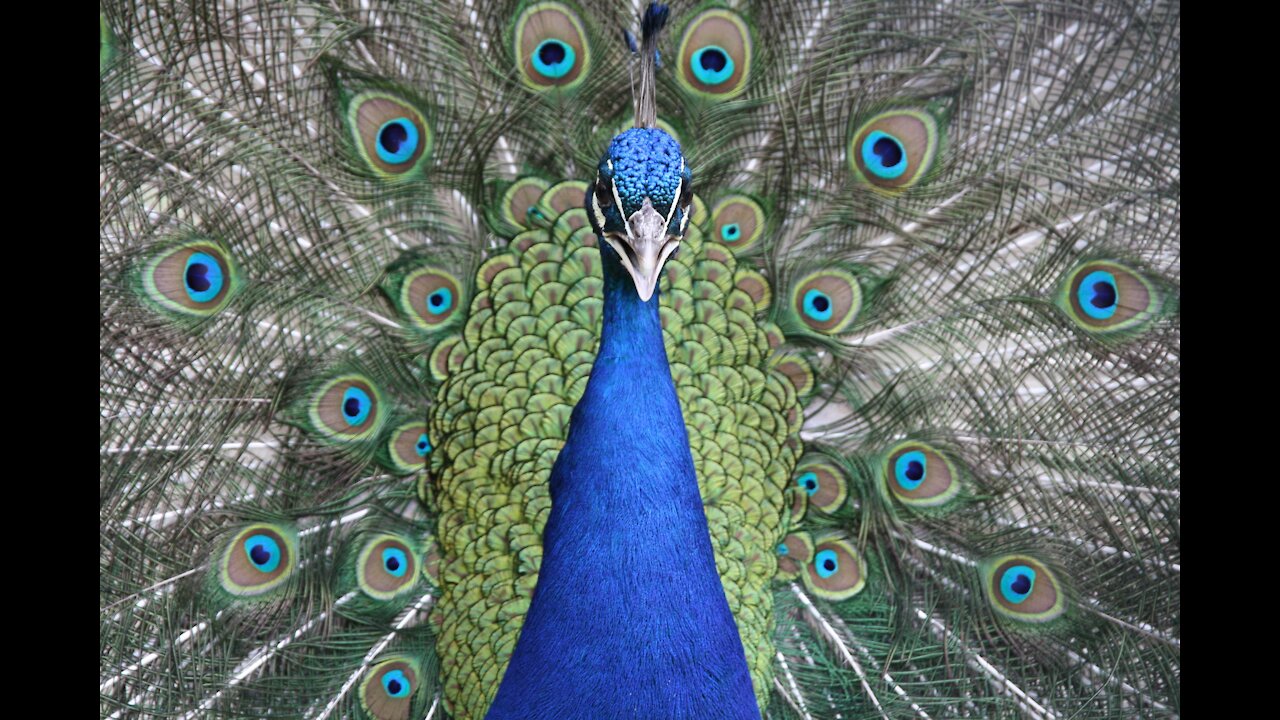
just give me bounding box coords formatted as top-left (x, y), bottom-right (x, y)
top-left (485, 252), bottom-right (760, 719)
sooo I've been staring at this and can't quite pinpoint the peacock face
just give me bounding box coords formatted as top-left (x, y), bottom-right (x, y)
top-left (588, 127), bottom-right (694, 301)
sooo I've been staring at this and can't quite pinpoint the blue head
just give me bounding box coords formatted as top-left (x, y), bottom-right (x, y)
top-left (587, 127), bottom-right (693, 301)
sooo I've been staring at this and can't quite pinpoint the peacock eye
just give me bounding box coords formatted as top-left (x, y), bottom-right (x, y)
top-left (677, 9), bottom-right (752, 99)
top-left (346, 92), bottom-right (432, 179)
top-left (802, 537), bottom-right (867, 600)
top-left (341, 386), bottom-right (373, 427)
top-left (595, 177), bottom-right (613, 207)
top-left (691, 45), bottom-right (733, 85)
top-left (1077, 270), bottom-right (1119, 319)
top-left (217, 524), bottom-right (296, 598)
top-left (426, 287), bottom-right (453, 315)
top-left (515, 3), bottom-right (590, 91)
top-left (358, 536), bottom-right (419, 600)
top-left (803, 289), bottom-right (833, 321)
top-left (790, 460), bottom-right (848, 513)
top-left (999, 565), bottom-right (1036, 604)
top-left (360, 659), bottom-right (421, 719)
top-left (384, 421), bottom-right (431, 475)
top-left (849, 110), bottom-right (942, 191)
top-left (1059, 260), bottom-right (1162, 335)
top-left (861, 131), bottom-right (907, 179)
top-left (814, 549), bottom-right (839, 578)
top-left (532, 39), bottom-right (576, 79)
top-left (375, 118), bottom-right (420, 165)
top-left (385, 264), bottom-right (465, 331)
top-left (137, 240), bottom-right (240, 320)
top-left (984, 555), bottom-right (1066, 622)
top-left (710, 195), bottom-right (765, 251)
top-left (791, 269), bottom-right (863, 335)
top-left (381, 547), bottom-right (409, 577)
top-left (307, 375), bottom-right (384, 443)
top-left (884, 442), bottom-right (961, 507)
top-left (382, 669), bottom-right (411, 698)
top-left (893, 450), bottom-right (928, 491)
top-left (183, 252), bottom-right (224, 302)
top-left (245, 534), bottom-right (281, 572)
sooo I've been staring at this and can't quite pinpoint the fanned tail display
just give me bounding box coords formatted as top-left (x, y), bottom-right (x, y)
top-left (101, 1), bottom-right (1179, 718)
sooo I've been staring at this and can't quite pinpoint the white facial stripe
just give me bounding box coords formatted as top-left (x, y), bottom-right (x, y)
top-left (590, 185), bottom-right (605, 230)
top-left (612, 182), bottom-right (628, 237)
top-left (665, 178), bottom-right (682, 226)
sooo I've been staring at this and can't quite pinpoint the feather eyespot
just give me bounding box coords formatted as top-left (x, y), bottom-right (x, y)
top-left (983, 555), bottom-right (1066, 622)
top-left (391, 267), bottom-right (465, 331)
top-left (709, 195), bottom-right (764, 251)
top-left (359, 657), bottom-right (421, 720)
top-left (776, 532), bottom-right (813, 581)
top-left (849, 110), bottom-right (942, 192)
top-left (791, 459), bottom-right (847, 514)
top-left (357, 535), bottom-right (419, 600)
top-left (136, 240), bottom-right (239, 320)
top-left (677, 10), bottom-right (752, 99)
top-left (515, 3), bottom-right (590, 91)
top-left (790, 269), bottom-right (863, 334)
top-left (217, 524), bottom-right (297, 597)
top-left (501, 177), bottom-right (552, 231)
top-left (801, 537), bottom-right (867, 601)
top-left (1058, 261), bottom-right (1162, 335)
top-left (883, 442), bottom-right (961, 507)
top-left (346, 92), bottom-right (432, 180)
top-left (384, 421), bottom-right (431, 475)
top-left (308, 375), bottom-right (384, 443)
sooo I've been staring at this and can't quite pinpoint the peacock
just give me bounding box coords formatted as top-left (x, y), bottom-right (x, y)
top-left (99, 1), bottom-right (1180, 718)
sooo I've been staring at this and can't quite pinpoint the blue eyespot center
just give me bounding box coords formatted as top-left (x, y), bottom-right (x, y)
top-left (532, 39), bottom-right (576, 79)
top-left (183, 252), bottom-right (224, 303)
top-left (375, 119), bottom-right (420, 165)
top-left (797, 471), bottom-right (819, 497)
top-left (802, 289), bottom-right (834, 322)
top-left (700, 48), bottom-right (727, 72)
top-left (861, 130), bottom-right (908, 179)
top-left (777, 543), bottom-right (789, 555)
top-left (381, 547), bottom-right (408, 577)
top-left (244, 534), bottom-right (281, 573)
top-left (1000, 565), bottom-right (1037, 604)
top-left (721, 223), bottom-right (741, 241)
top-left (415, 433), bottom-right (431, 457)
top-left (186, 264), bottom-right (210, 292)
top-left (1077, 270), bottom-right (1119, 319)
top-left (382, 669), bottom-right (410, 698)
top-left (426, 287), bottom-right (453, 315)
top-left (894, 450), bottom-right (928, 491)
top-left (250, 544), bottom-right (270, 565)
top-left (815, 549), bottom-right (839, 579)
top-left (340, 387), bottom-right (372, 427)
top-left (690, 46), bottom-right (735, 86)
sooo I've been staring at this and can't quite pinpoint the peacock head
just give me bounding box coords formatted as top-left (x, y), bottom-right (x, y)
top-left (588, 127), bottom-right (693, 301)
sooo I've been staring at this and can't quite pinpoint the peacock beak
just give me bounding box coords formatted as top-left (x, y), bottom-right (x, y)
top-left (608, 198), bottom-right (680, 302)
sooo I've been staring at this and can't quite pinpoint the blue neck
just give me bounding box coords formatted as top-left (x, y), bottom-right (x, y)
top-left (486, 252), bottom-right (760, 719)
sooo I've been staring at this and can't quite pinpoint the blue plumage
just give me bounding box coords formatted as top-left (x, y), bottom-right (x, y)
top-left (487, 233), bottom-right (758, 720)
